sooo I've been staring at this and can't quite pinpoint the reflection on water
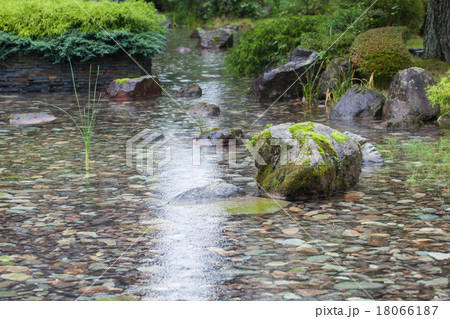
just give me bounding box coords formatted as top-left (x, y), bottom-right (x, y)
top-left (0, 27), bottom-right (448, 301)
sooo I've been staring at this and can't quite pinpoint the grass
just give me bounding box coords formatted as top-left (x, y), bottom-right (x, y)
top-left (38, 61), bottom-right (100, 172)
top-left (377, 135), bottom-right (450, 196)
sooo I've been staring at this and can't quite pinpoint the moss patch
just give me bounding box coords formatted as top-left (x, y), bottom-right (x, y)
top-left (330, 131), bottom-right (349, 143)
top-left (223, 197), bottom-right (290, 215)
top-left (289, 122), bottom-right (337, 157)
top-left (115, 77), bottom-right (142, 84)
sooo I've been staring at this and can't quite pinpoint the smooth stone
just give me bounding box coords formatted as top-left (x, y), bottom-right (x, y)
top-left (419, 214), bottom-right (439, 221)
top-left (0, 273), bottom-right (32, 282)
top-left (306, 255), bottom-right (330, 263)
top-left (274, 238), bottom-right (305, 246)
top-left (334, 282), bottom-right (383, 290)
top-left (266, 261), bottom-right (288, 267)
top-left (283, 293), bottom-right (302, 300)
top-left (421, 277), bottom-right (448, 288)
top-left (428, 252), bottom-right (450, 261)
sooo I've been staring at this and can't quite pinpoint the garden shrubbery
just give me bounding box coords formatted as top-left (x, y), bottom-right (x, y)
top-left (427, 70), bottom-right (450, 121)
top-left (350, 27), bottom-right (412, 83)
top-left (0, 0), bottom-right (166, 63)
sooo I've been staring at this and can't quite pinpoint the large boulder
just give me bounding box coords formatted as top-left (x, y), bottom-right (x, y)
top-left (107, 76), bottom-right (162, 101)
top-left (330, 87), bottom-right (386, 120)
top-left (173, 180), bottom-right (243, 201)
top-left (9, 112), bottom-right (56, 125)
top-left (196, 29), bottom-right (233, 50)
top-left (250, 49), bottom-right (319, 101)
top-left (382, 67), bottom-right (440, 121)
top-left (317, 58), bottom-right (352, 98)
top-left (175, 84), bottom-right (202, 98)
top-left (187, 102), bottom-right (220, 117)
top-left (252, 122), bottom-right (362, 199)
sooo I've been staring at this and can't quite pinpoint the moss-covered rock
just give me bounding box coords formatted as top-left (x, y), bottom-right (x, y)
top-left (250, 122), bottom-right (362, 199)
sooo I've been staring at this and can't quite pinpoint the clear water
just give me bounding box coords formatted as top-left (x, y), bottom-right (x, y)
top-left (0, 27), bottom-right (448, 301)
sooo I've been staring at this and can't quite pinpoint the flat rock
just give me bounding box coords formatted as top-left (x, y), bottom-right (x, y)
top-left (330, 87), bottom-right (385, 120)
top-left (9, 113), bottom-right (56, 125)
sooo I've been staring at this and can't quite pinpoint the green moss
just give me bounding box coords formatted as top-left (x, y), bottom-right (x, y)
top-left (115, 77), bottom-right (141, 84)
top-left (248, 129), bottom-right (272, 147)
top-left (330, 131), bottom-right (349, 143)
top-left (289, 122), bottom-right (337, 157)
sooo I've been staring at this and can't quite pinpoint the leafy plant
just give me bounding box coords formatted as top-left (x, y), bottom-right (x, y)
top-left (0, 29), bottom-right (166, 63)
top-left (427, 70), bottom-right (450, 122)
top-left (0, 0), bottom-right (165, 38)
top-left (39, 61), bottom-right (100, 172)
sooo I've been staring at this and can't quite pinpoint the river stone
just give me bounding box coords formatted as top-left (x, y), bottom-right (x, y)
top-left (175, 84), bottom-right (202, 98)
top-left (196, 28), bottom-right (233, 50)
top-left (250, 49), bottom-right (319, 101)
top-left (197, 128), bottom-right (244, 141)
top-left (187, 102), bottom-right (220, 117)
top-left (380, 114), bottom-right (423, 131)
top-left (107, 76), bottom-right (162, 101)
top-left (9, 113), bottom-right (56, 125)
top-left (252, 122), bottom-right (362, 199)
top-left (330, 87), bottom-right (386, 120)
top-left (173, 180), bottom-right (243, 201)
top-left (382, 67), bottom-right (440, 121)
top-left (318, 58), bottom-right (352, 98)
top-left (343, 132), bottom-right (384, 164)
top-left (334, 282), bottom-right (383, 290)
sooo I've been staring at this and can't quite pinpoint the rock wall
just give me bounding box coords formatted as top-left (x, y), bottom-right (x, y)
top-left (0, 54), bottom-right (151, 93)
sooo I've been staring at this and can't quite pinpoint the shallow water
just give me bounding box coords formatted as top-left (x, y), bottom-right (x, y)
top-left (0, 27), bottom-right (448, 301)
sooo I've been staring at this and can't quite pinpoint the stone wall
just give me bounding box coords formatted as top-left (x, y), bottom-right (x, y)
top-left (0, 54), bottom-right (151, 93)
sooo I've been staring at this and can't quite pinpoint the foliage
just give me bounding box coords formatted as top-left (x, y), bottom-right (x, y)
top-left (0, 0), bottom-right (165, 39)
top-left (0, 29), bottom-right (166, 63)
top-left (350, 27), bottom-right (412, 83)
top-left (225, 15), bottom-right (322, 75)
top-left (362, 0), bottom-right (427, 34)
top-left (157, 0), bottom-right (261, 23)
top-left (427, 70), bottom-right (450, 121)
top-left (39, 61), bottom-right (100, 172)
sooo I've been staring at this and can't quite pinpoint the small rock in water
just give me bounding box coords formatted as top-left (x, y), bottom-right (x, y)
top-left (9, 113), bottom-right (56, 125)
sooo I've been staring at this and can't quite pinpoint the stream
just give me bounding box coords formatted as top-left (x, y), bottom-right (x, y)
top-left (0, 27), bottom-right (448, 301)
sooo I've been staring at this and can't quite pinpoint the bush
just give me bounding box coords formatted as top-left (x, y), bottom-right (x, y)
top-left (0, 0), bottom-right (165, 38)
top-left (225, 15), bottom-right (322, 75)
top-left (363, 0), bottom-right (426, 34)
top-left (0, 29), bottom-right (166, 63)
top-left (350, 27), bottom-right (412, 83)
top-left (427, 70), bottom-right (450, 121)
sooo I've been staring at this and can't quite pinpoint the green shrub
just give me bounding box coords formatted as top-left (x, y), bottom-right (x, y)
top-left (0, 0), bottom-right (165, 38)
top-left (225, 15), bottom-right (322, 75)
top-left (350, 27), bottom-right (412, 83)
top-left (363, 0), bottom-right (426, 34)
top-left (427, 70), bottom-right (450, 121)
top-left (0, 29), bottom-right (166, 63)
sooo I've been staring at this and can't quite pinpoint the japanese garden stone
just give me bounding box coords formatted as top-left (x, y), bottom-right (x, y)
top-left (382, 67), bottom-right (440, 121)
top-left (9, 113), bottom-right (56, 125)
top-left (195, 28), bottom-right (233, 50)
top-left (175, 84), bottom-right (202, 98)
top-left (187, 102), bottom-right (220, 117)
top-left (343, 132), bottom-right (384, 164)
top-left (107, 76), bottom-right (162, 101)
top-left (250, 49), bottom-right (319, 101)
top-left (318, 58), bottom-right (352, 98)
top-left (173, 180), bottom-right (243, 201)
top-left (252, 122), bottom-right (362, 199)
top-left (330, 87), bottom-right (386, 120)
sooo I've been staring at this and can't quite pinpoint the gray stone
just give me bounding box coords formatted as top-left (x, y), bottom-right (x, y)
top-left (330, 87), bottom-right (386, 120)
top-left (175, 84), bottom-right (202, 98)
top-left (107, 76), bottom-right (162, 101)
top-left (253, 122), bottom-right (362, 199)
top-left (250, 49), bottom-right (319, 101)
top-left (197, 128), bottom-right (243, 142)
top-left (382, 67), bottom-right (440, 121)
top-left (9, 113), bottom-right (56, 125)
top-left (187, 102), bottom-right (220, 117)
top-left (318, 58), bottom-right (352, 98)
top-left (334, 282), bottom-right (383, 290)
top-left (196, 29), bottom-right (233, 50)
top-left (173, 180), bottom-right (243, 201)
top-left (380, 114), bottom-right (423, 131)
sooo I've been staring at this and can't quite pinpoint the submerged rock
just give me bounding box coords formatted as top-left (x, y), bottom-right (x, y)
top-left (197, 128), bottom-right (244, 141)
top-left (382, 67), bottom-right (440, 121)
top-left (195, 29), bottom-right (233, 50)
top-left (107, 76), bottom-right (162, 101)
top-left (343, 132), bottom-right (384, 164)
top-left (187, 102), bottom-right (220, 117)
top-left (173, 180), bottom-right (243, 201)
top-left (9, 112), bottom-right (56, 125)
top-left (330, 87), bottom-right (386, 120)
top-left (175, 84), bottom-right (202, 98)
top-left (252, 122), bottom-right (362, 199)
top-left (250, 49), bottom-right (319, 101)
top-left (380, 115), bottom-right (423, 131)
top-left (174, 47), bottom-right (191, 53)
